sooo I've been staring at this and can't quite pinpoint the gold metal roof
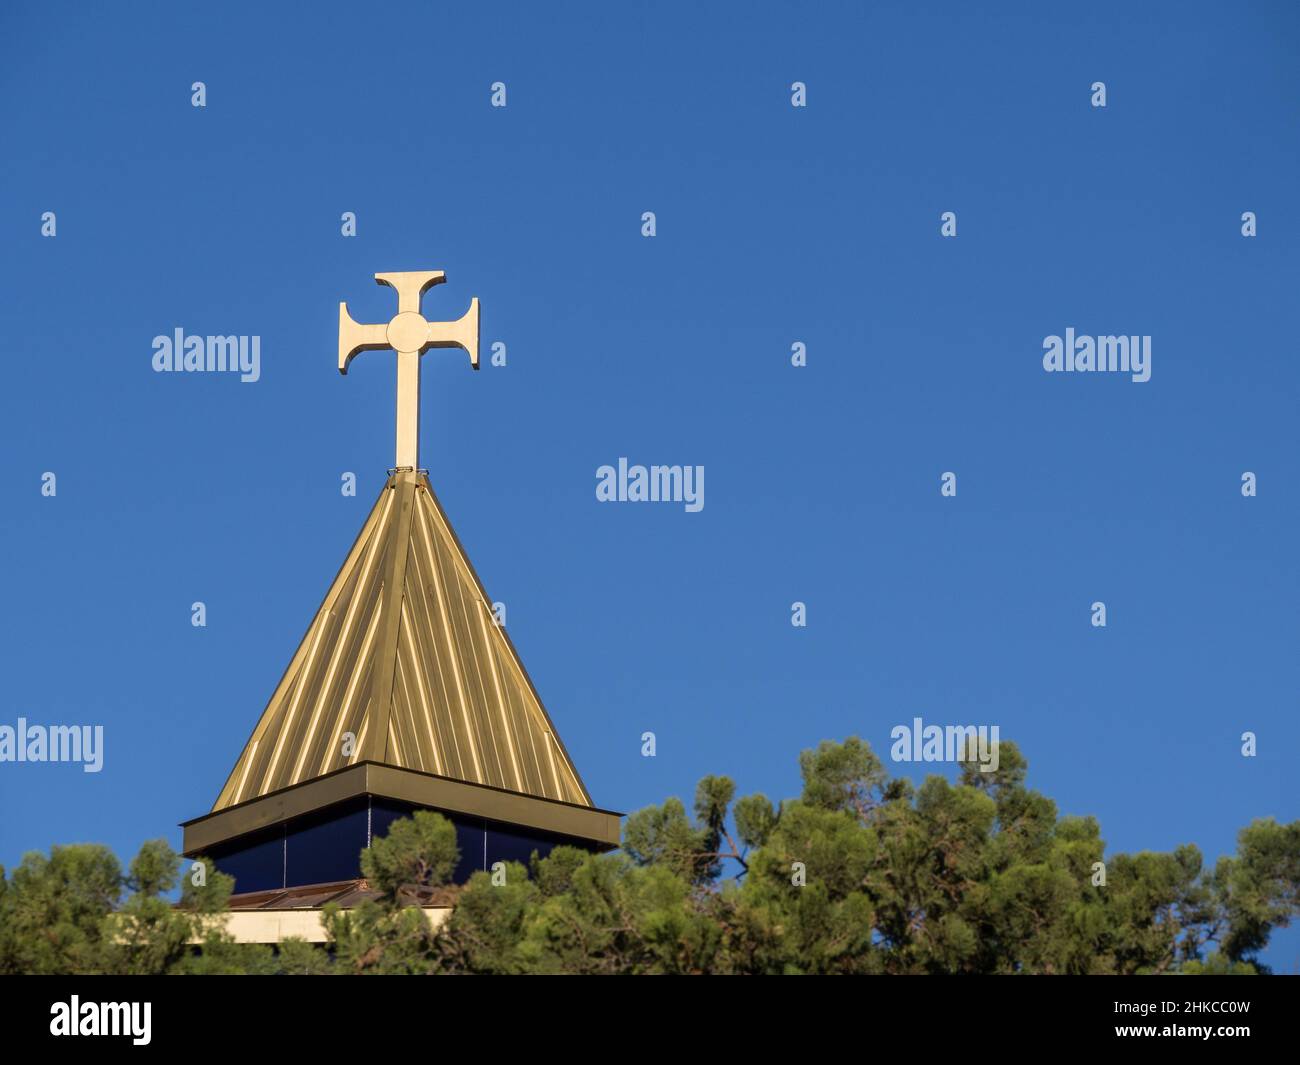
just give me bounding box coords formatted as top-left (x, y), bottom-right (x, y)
top-left (212, 470), bottom-right (592, 811)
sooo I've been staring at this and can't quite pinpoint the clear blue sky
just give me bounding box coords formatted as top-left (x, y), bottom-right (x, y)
top-left (2, 1), bottom-right (1297, 968)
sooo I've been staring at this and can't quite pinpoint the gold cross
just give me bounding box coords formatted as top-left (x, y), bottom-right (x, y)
top-left (338, 270), bottom-right (479, 469)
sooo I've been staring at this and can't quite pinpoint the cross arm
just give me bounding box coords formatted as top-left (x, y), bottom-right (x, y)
top-left (338, 302), bottom-right (390, 373)
top-left (425, 297), bottom-right (482, 369)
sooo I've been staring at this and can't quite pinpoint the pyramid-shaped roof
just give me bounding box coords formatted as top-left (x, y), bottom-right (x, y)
top-left (212, 470), bottom-right (592, 812)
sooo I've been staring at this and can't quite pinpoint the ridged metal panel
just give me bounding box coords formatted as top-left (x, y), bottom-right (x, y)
top-left (212, 472), bottom-right (591, 811)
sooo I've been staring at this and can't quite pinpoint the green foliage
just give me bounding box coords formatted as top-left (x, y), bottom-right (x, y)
top-left (323, 809), bottom-right (462, 974)
top-left (3, 738), bottom-right (1298, 974)
top-left (799, 736), bottom-right (888, 816)
top-left (298, 737), bottom-right (1300, 974)
top-left (111, 839), bottom-right (193, 975)
top-left (622, 797), bottom-right (708, 881)
top-left (360, 809), bottom-right (458, 896)
top-left (0, 844), bottom-right (122, 974)
top-left (0, 838), bottom-right (246, 975)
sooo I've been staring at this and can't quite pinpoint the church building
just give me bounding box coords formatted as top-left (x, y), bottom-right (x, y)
top-left (180, 271), bottom-right (619, 940)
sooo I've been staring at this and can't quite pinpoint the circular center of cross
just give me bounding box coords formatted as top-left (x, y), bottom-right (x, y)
top-left (386, 311), bottom-right (428, 351)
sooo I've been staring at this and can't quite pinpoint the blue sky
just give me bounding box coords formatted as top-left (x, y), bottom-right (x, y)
top-left (1, 1), bottom-right (1297, 968)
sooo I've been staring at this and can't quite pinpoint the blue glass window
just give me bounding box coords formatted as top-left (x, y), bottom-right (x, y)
top-left (286, 798), bottom-right (370, 886)
top-left (204, 795), bottom-right (604, 895)
top-left (208, 825), bottom-right (284, 894)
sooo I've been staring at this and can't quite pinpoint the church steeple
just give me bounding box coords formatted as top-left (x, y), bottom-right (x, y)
top-left (183, 271), bottom-right (618, 897)
top-left (212, 470), bottom-right (592, 810)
